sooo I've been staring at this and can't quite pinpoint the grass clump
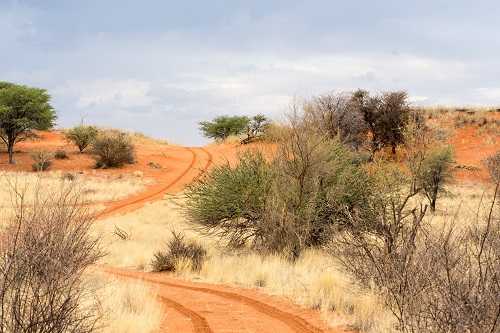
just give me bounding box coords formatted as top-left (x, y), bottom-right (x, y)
top-left (151, 231), bottom-right (206, 273)
top-left (92, 130), bottom-right (135, 168)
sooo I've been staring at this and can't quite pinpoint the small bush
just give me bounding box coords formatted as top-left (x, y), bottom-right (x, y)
top-left (151, 232), bottom-right (206, 272)
top-left (54, 149), bottom-right (68, 159)
top-left (92, 130), bottom-right (135, 168)
top-left (65, 125), bottom-right (99, 153)
top-left (62, 172), bottom-right (76, 181)
top-left (0, 182), bottom-right (102, 332)
top-left (485, 151), bottom-right (500, 183)
top-left (31, 150), bottom-right (53, 171)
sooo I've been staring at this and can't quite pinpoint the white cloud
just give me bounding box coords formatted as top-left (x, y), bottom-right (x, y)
top-left (57, 79), bottom-right (156, 109)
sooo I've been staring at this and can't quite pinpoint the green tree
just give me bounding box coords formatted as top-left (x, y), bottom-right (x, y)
top-left (0, 82), bottom-right (56, 164)
top-left (65, 125), bottom-right (99, 152)
top-left (241, 114), bottom-right (270, 144)
top-left (199, 115), bottom-right (249, 140)
top-left (353, 90), bottom-right (411, 156)
top-left (418, 146), bottom-right (454, 212)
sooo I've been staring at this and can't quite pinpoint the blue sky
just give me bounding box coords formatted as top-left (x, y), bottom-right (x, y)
top-left (2, 0), bottom-right (500, 145)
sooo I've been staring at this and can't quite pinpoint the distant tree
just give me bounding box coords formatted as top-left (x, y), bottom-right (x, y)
top-left (65, 125), bottom-right (99, 153)
top-left (354, 90), bottom-right (410, 156)
top-left (241, 114), bottom-right (270, 144)
top-left (418, 146), bottom-right (454, 212)
top-left (0, 82), bottom-right (56, 164)
top-left (199, 115), bottom-right (250, 141)
top-left (306, 93), bottom-right (368, 149)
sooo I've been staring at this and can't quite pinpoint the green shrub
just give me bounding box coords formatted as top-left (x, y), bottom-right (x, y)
top-left (65, 125), bottom-right (98, 153)
top-left (31, 151), bottom-right (53, 171)
top-left (54, 149), bottom-right (68, 159)
top-left (184, 151), bottom-right (274, 248)
top-left (92, 130), bottom-right (135, 168)
top-left (151, 232), bottom-right (206, 272)
top-left (199, 115), bottom-right (250, 140)
top-left (185, 133), bottom-right (372, 258)
top-left (417, 146), bottom-right (454, 212)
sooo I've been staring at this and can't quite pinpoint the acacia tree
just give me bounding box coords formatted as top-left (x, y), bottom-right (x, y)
top-left (199, 115), bottom-right (249, 141)
top-left (352, 89), bottom-right (411, 156)
top-left (0, 82), bottom-right (56, 164)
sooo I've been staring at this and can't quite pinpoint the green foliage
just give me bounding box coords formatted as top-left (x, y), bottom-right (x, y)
top-left (54, 149), bottom-right (68, 159)
top-left (151, 231), bottom-right (206, 272)
top-left (184, 151), bottom-right (274, 248)
top-left (241, 114), bottom-right (270, 144)
top-left (199, 115), bottom-right (250, 140)
top-left (91, 130), bottom-right (135, 168)
top-left (353, 89), bottom-right (411, 155)
top-left (0, 82), bottom-right (56, 163)
top-left (184, 137), bottom-right (372, 258)
top-left (65, 125), bottom-right (99, 152)
top-left (417, 146), bottom-right (454, 211)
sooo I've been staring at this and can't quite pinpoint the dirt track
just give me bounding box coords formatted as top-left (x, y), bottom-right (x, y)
top-left (96, 146), bottom-right (213, 218)
top-left (88, 141), bottom-right (342, 332)
top-left (102, 267), bottom-right (341, 333)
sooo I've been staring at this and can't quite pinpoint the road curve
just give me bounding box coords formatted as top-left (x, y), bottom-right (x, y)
top-left (103, 267), bottom-right (343, 333)
top-left (95, 146), bottom-right (198, 219)
top-left (98, 145), bottom-right (343, 333)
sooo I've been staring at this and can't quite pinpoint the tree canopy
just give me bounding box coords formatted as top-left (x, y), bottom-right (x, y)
top-left (0, 82), bottom-right (56, 163)
top-left (199, 115), bottom-right (250, 140)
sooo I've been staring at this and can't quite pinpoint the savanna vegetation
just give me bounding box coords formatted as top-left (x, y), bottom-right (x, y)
top-left (184, 90), bottom-right (499, 333)
top-left (0, 79), bottom-right (498, 333)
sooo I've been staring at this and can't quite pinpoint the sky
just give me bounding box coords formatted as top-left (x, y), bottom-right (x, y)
top-left (1, 0), bottom-right (500, 145)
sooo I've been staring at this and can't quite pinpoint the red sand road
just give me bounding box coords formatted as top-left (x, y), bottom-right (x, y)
top-left (101, 266), bottom-right (345, 333)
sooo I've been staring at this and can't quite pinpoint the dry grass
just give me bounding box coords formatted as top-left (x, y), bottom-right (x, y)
top-left (0, 171), bottom-right (151, 206)
top-left (87, 273), bottom-right (163, 333)
top-left (92, 182), bottom-right (495, 333)
top-left (93, 196), bottom-right (394, 332)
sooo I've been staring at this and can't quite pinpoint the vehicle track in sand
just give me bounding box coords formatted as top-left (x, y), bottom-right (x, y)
top-left (90, 144), bottom-right (343, 333)
top-left (103, 267), bottom-right (340, 333)
top-left (96, 146), bottom-right (213, 219)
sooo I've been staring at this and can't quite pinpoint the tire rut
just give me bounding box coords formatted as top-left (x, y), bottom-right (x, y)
top-left (95, 146), bottom-right (197, 219)
top-left (158, 295), bottom-right (213, 333)
top-left (108, 269), bottom-right (324, 333)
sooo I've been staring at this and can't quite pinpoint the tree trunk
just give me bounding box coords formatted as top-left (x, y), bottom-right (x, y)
top-left (430, 197), bottom-right (436, 212)
top-left (7, 140), bottom-right (14, 164)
